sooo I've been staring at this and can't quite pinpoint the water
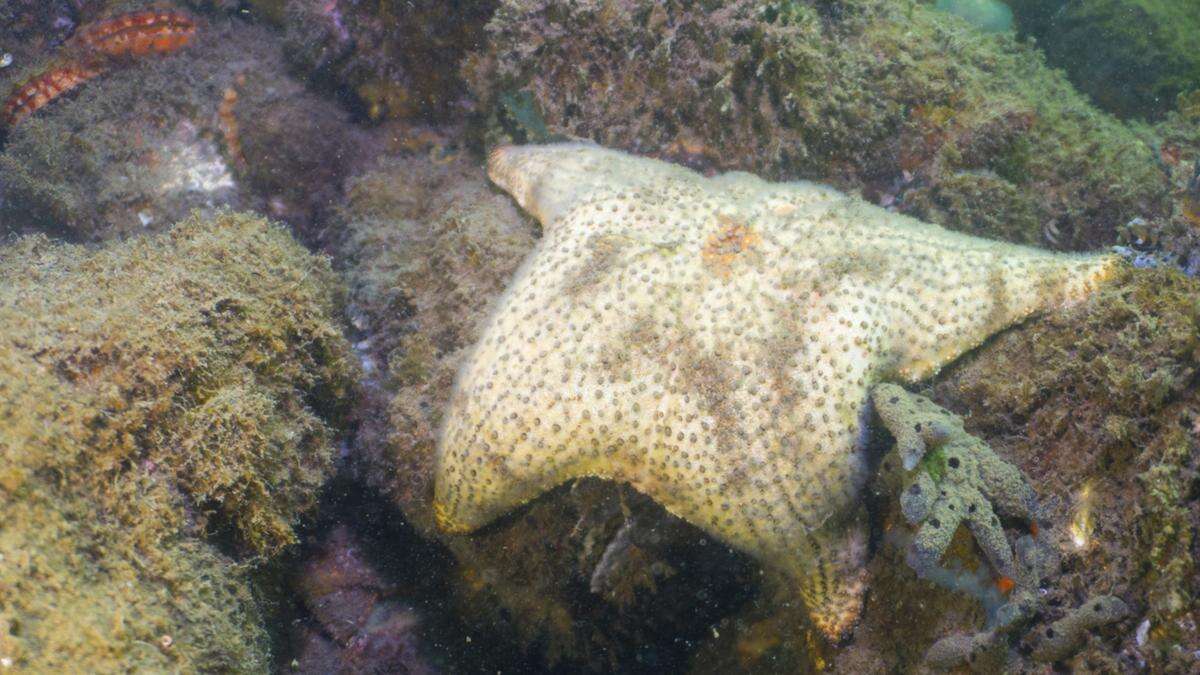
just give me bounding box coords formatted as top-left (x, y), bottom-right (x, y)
top-left (0, 1), bottom-right (1197, 673)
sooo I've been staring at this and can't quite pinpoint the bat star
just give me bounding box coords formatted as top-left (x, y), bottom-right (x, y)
top-left (434, 143), bottom-right (1117, 638)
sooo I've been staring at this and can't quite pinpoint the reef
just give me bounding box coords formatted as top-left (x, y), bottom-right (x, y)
top-left (276, 0), bottom-right (495, 122)
top-left (0, 13), bottom-right (364, 246)
top-left (0, 1), bottom-right (1195, 671)
top-left (0, 212), bottom-right (357, 670)
top-left (1007, 0), bottom-right (1200, 120)
top-left (917, 266), bottom-right (1200, 671)
top-left (465, 0), bottom-right (1169, 250)
top-left (1, 9), bottom-right (197, 130)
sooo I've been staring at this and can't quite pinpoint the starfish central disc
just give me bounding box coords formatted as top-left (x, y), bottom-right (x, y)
top-left (433, 143), bottom-right (1117, 638)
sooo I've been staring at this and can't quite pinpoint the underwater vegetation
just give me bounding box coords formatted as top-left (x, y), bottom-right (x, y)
top-left (932, 0), bottom-right (1013, 34)
top-left (0, 212), bottom-right (357, 670)
top-left (1007, 0), bottom-right (1200, 120)
top-left (466, 0), bottom-right (1170, 252)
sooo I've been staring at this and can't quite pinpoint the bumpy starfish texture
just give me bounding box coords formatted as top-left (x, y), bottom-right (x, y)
top-left (433, 143), bottom-right (1118, 639)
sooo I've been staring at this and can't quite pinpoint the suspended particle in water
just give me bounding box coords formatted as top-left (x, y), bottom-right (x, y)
top-left (1068, 479), bottom-right (1095, 550)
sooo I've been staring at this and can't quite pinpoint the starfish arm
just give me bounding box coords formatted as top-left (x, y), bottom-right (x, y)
top-left (795, 510), bottom-right (870, 641)
top-left (487, 143), bottom-right (708, 229)
top-left (853, 209), bottom-right (1121, 381)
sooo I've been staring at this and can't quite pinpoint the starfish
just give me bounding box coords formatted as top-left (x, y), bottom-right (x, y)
top-left (433, 143), bottom-right (1117, 639)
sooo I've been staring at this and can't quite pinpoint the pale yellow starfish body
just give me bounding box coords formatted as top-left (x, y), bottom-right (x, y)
top-left (433, 143), bottom-right (1117, 638)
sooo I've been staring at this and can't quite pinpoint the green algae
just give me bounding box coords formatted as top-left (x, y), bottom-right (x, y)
top-left (0, 212), bottom-right (357, 671)
top-left (933, 0), bottom-right (1013, 33)
top-left (468, 0), bottom-right (1169, 249)
top-left (1008, 0), bottom-right (1200, 120)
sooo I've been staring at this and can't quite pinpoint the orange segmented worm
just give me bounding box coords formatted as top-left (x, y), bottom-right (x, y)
top-left (1, 62), bottom-right (103, 129)
top-left (1, 9), bottom-right (196, 133)
top-left (69, 9), bottom-right (197, 59)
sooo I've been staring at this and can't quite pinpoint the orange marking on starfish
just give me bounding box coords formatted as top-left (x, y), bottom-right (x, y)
top-left (702, 216), bottom-right (761, 279)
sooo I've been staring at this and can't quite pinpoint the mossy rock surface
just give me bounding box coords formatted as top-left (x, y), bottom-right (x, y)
top-left (467, 0), bottom-right (1169, 250)
top-left (922, 267), bottom-right (1200, 669)
top-left (0, 212), bottom-right (357, 671)
top-left (1008, 0), bottom-right (1200, 120)
top-left (279, 0), bottom-right (495, 121)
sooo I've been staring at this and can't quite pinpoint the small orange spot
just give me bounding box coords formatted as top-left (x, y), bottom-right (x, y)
top-left (702, 216), bottom-right (760, 279)
top-left (996, 576), bottom-right (1015, 594)
top-left (1029, 521), bottom-right (1039, 538)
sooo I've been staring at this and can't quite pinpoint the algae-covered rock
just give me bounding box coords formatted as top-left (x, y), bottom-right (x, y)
top-left (0, 212), bottom-right (358, 671)
top-left (921, 267), bottom-right (1199, 669)
top-left (0, 14), bottom-right (363, 246)
top-left (339, 154), bottom-right (538, 513)
top-left (1008, 0), bottom-right (1200, 120)
top-left (0, 15), bottom-right (249, 240)
top-left (466, 0), bottom-right (1168, 250)
top-left (279, 0), bottom-right (495, 122)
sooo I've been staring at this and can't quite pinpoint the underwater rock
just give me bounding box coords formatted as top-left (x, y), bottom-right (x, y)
top-left (0, 1), bottom-right (80, 71)
top-left (223, 52), bottom-right (375, 250)
top-left (0, 212), bottom-right (357, 670)
top-left (0, 5), bottom-right (198, 134)
top-left (297, 525), bottom-right (391, 645)
top-left (466, 0), bottom-right (1169, 250)
top-left (278, 0), bottom-right (494, 122)
top-left (0, 14), bottom-right (247, 240)
top-left (1008, 0), bottom-right (1200, 120)
top-left (0, 13), bottom-right (364, 246)
top-left (1122, 111), bottom-right (1200, 278)
top-left (292, 525), bottom-right (434, 674)
top-left (338, 153), bottom-right (538, 516)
